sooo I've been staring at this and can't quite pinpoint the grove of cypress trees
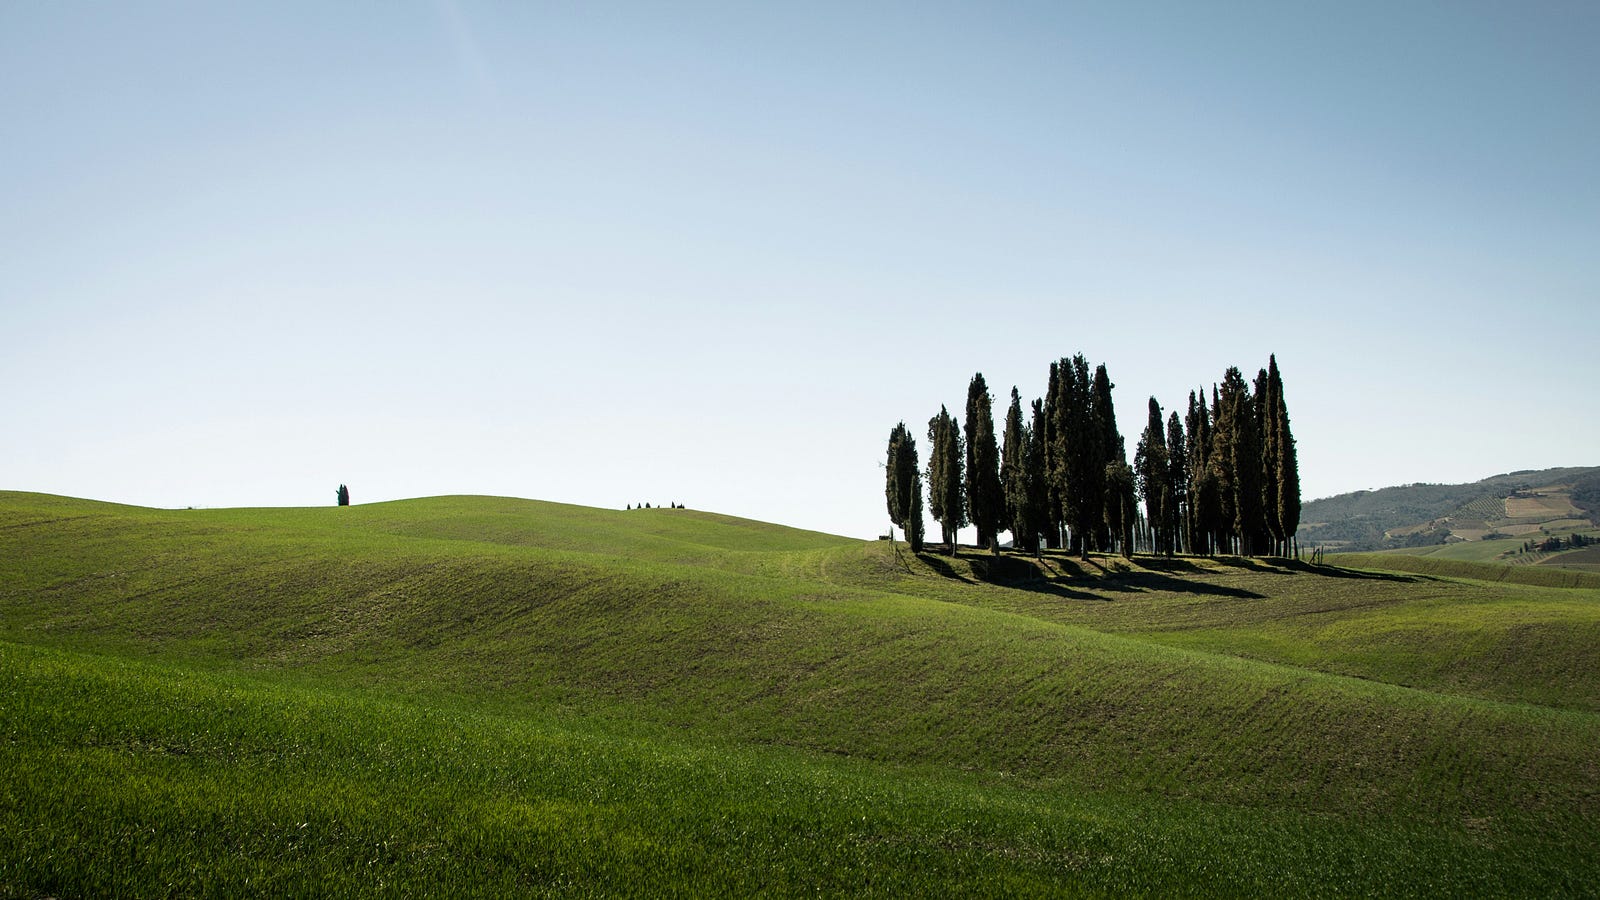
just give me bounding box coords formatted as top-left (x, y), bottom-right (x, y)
top-left (336, 484), bottom-right (350, 506)
top-left (884, 422), bottom-right (924, 552)
top-left (881, 353), bottom-right (1301, 561)
top-left (964, 373), bottom-right (1005, 554)
top-left (927, 406), bottom-right (965, 554)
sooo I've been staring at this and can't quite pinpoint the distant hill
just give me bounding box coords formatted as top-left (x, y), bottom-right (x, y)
top-left (1299, 465), bottom-right (1600, 552)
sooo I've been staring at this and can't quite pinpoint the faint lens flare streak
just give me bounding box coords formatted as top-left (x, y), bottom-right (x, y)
top-left (431, 0), bottom-right (496, 98)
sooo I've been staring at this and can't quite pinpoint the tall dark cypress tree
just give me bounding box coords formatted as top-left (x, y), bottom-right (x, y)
top-left (1216, 367), bottom-right (1264, 556)
top-left (926, 406), bottom-right (965, 555)
top-left (1055, 355), bottom-right (1100, 557)
top-left (1042, 360), bottom-right (1065, 549)
top-left (1026, 398), bottom-right (1050, 557)
top-left (1104, 460), bottom-right (1137, 559)
top-left (884, 422), bottom-right (924, 552)
top-left (1089, 363), bottom-right (1123, 553)
top-left (1000, 388), bottom-right (1035, 554)
top-left (1187, 389), bottom-right (1217, 556)
top-left (964, 373), bottom-right (1004, 554)
top-left (885, 423), bottom-right (907, 533)
top-left (909, 469), bottom-right (926, 553)
top-left (1208, 383), bottom-right (1239, 554)
top-left (1256, 366), bottom-right (1283, 555)
top-left (1134, 398), bottom-right (1169, 556)
top-left (1165, 410), bottom-right (1188, 556)
top-left (1268, 355), bottom-right (1301, 557)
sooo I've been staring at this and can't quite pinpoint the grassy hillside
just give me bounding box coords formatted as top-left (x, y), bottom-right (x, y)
top-left (4, 492), bottom-right (1600, 896)
top-left (1362, 531), bottom-right (1600, 570)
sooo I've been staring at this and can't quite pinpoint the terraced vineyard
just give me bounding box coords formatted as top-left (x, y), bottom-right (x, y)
top-left (3, 492), bottom-right (1599, 896)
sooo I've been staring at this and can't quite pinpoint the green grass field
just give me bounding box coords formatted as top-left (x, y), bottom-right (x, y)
top-left (4, 492), bottom-right (1599, 896)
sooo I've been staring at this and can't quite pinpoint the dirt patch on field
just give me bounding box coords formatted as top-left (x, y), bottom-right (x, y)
top-left (1506, 496), bottom-right (1582, 518)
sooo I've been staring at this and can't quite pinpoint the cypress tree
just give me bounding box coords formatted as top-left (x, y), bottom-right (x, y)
top-left (1208, 383), bottom-right (1238, 554)
top-left (908, 467), bottom-right (925, 552)
top-left (1000, 388), bottom-right (1035, 554)
top-left (1089, 363), bottom-right (1123, 553)
top-left (1055, 355), bottom-right (1100, 557)
top-left (336, 484), bottom-right (350, 507)
top-left (1027, 398), bottom-right (1049, 557)
top-left (884, 422), bottom-right (924, 552)
top-left (1104, 460), bottom-right (1137, 559)
top-left (1187, 389), bottom-right (1218, 556)
top-left (1165, 410), bottom-right (1188, 556)
top-left (926, 406), bottom-right (965, 554)
top-left (1134, 398), bottom-right (1169, 556)
top-left (1269, 355), bottom-right (1301, 558)
top-left (1256, 366), bottom-right (1283, 555)
top-left (1216, 367), bottom-right (1264, 556)
top-left (1042, 360), bottom-right (1065, 550)
top-left (964, 373), bottom-right (1005, 554)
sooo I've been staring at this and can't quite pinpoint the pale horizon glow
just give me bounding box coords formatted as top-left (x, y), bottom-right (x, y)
top-left (2, 2), bottom-right (1596, 538)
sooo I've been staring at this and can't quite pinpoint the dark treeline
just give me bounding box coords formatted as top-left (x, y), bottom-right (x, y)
top-left (885, 354), bottom-right (1301, 559)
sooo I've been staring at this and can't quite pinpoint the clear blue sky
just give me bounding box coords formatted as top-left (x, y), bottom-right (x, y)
top-left (3, 1), bottom-right (1597, 538)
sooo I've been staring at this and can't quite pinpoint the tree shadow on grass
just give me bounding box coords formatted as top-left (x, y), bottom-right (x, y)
top-left (1102, 570), bottom-right (1265, 599)
top-left (1201, 555), bottom-right (1425, 584)
top-left (917, 552), bottom-right (976, 585)
top-left (919, 548), bottom-right (1423, 600)
top-left (919, 552), bottom-right (1109, 600)
top-left (1290, 562), bottom-right (1422, 583)
top-left (922, 551), bottom-right (1273, 601)
top-left (1207, 555), bottom-right (1295, 574)
top-left (1129, 556), bottom-right (1209, 575)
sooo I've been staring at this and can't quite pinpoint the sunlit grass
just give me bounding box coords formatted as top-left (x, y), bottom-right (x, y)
top-left (3, 492), bottom-right (1598, 895)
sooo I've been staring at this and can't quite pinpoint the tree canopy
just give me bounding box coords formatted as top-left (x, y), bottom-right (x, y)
top-left (886, 353), bottom-right (1300, 560)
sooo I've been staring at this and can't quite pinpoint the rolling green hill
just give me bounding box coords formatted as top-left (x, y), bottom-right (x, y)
top-left (4, 492), bottom-right (1599, 896)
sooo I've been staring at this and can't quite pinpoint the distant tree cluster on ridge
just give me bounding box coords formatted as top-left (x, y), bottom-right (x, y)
top-left (884, 354), bottom-right (1300, 559)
